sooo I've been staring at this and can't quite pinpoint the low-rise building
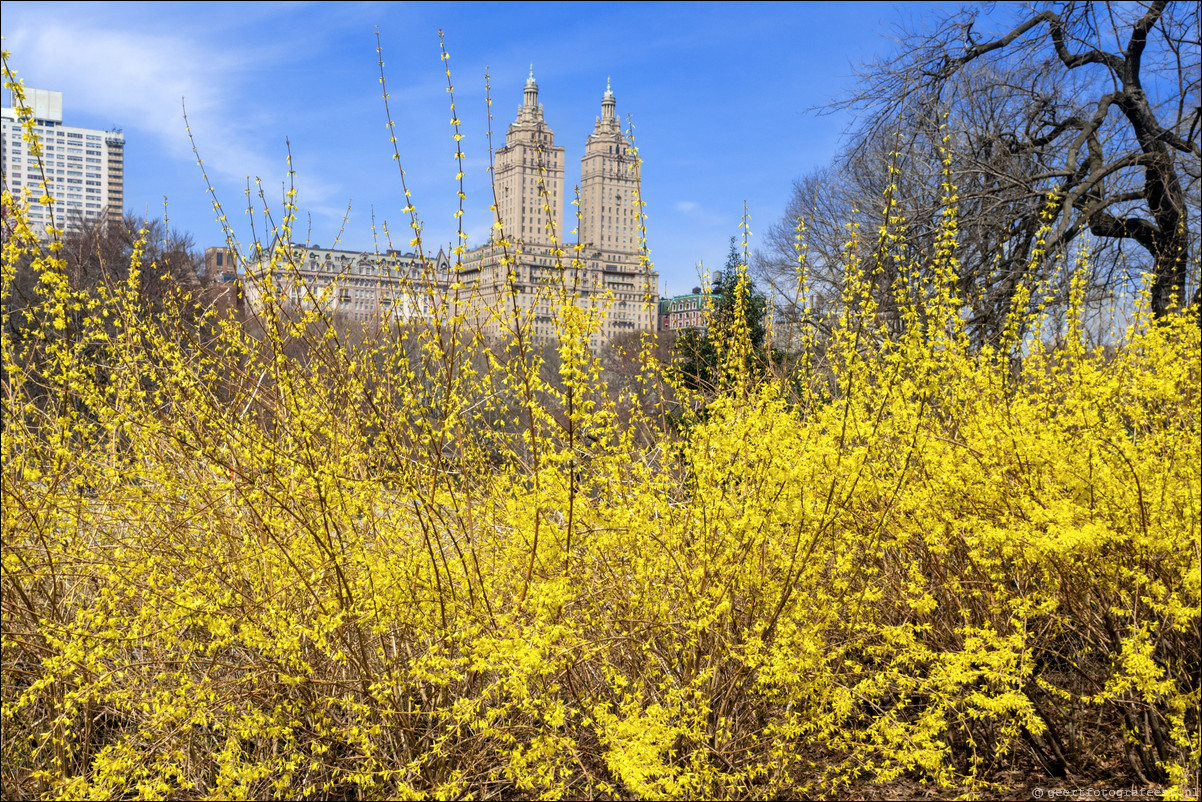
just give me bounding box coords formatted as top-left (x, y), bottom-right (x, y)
top-left (663, 286), bottom-right (719, 333)
top-left (204, 246), bottom-right (239, 283)
top-left (241, 242), bottom-right (450, 324)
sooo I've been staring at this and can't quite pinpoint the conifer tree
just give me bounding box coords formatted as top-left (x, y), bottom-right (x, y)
top-left (676, 237), bottom-right (774, 391)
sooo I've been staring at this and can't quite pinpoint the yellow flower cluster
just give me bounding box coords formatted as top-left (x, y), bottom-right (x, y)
top-left (2, 48), bottom-right (1198, 801)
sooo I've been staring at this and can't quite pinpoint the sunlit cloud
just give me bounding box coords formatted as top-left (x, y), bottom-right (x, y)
top-left (3, 19), bottom-right (294, 193)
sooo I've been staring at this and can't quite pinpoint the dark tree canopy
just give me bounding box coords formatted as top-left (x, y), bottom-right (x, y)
top-left (3, 212), bottom-right (209, 352)
top-left (676, 237), bottom-right (775, 392)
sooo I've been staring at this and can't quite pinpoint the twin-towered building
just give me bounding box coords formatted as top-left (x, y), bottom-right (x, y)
top-left (487, 69), bottom-right (642, 260)
top-left (243, 70), bottom-right (660, 349)
top-left (457, 69), bottom-right (658, 349)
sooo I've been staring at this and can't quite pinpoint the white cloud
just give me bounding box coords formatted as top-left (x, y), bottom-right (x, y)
top-left (3, 16), bottom-right (288, 189)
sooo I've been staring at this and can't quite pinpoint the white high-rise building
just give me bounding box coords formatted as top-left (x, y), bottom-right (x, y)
top-left (1, 88), bottom-right (125, 233)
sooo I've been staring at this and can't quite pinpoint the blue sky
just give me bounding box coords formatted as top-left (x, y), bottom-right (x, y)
top-left (2, 1), bottom-right (954, 295)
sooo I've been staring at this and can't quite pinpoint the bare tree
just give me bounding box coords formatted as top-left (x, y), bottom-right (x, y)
top-left (833, 0), bottom-right (1200, 322)
top-left (57, 212), bottom-right (204, 300)
top-left (754, 165), bottom-right (852, 328)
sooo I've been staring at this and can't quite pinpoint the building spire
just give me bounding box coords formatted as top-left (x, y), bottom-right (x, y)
top-left (523, 64), bottom-right (539, 109)
top-left (601, 77), bottom-right (616, 124)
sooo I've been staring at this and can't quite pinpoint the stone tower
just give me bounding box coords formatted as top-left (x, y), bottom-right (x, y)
top-left (492, 66), bottom-right (566, 246)
top-left (579, 78), bottom-right (641, 260)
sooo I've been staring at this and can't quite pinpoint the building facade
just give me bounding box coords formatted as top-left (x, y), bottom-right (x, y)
top-left (459, 72), bottom-right (657, 350)
top-left (242, 243), bottom-right (451, 324)
top-left (204, 246), bottom-right (239, 283)
top-left (579, 79), bottom-right (641, 261)
top-left (1, 88), bottom-right (124, 233)
top-left (241, 73), bottom-right (659, 348)
top-left (663, 287), bottom-right (720, 333)
top-left (492, 67), bottom-right (567, 247)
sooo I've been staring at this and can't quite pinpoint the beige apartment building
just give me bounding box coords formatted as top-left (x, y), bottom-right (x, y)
top-left (240, 72), bottom-right (658, 348)
top-left (458, 72), bottom-right (657, 350)
top-left (242, 242), bottom-right (451, 324)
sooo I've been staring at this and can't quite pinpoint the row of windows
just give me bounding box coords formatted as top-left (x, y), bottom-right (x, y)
top-left (6, 145), bottom-right (112, 161)
top-left (3, 132), bottom-right (108, 146)
top-left (8, 175), bottom-right (102, 191)
top-left (7, 160), bottom-right (102, 174)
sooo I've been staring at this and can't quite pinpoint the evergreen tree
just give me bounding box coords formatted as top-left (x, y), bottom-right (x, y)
top-left (675, 237), bottom-right (775, 392)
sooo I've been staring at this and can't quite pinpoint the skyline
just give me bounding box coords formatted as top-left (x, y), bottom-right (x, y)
top-left (1, 1), bottom-right (955, 296)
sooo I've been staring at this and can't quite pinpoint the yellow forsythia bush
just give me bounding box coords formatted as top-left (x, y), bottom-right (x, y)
top-left (3, 56), bottom-right (1199, 801)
